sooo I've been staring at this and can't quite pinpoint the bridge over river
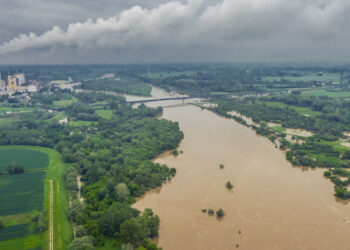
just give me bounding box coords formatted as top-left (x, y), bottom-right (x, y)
top-left (126, 96), bottom-right (198, 104)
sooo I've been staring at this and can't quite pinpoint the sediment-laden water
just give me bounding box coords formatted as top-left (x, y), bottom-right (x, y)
top-left (130, 87), bottom-right (350, 250)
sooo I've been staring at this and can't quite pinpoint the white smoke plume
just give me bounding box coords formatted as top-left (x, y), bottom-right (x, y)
top-left (1, 0), bottom-right (350, 62)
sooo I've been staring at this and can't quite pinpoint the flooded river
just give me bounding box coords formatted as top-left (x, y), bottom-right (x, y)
top-left (131, 87), bottom-right (350, 250)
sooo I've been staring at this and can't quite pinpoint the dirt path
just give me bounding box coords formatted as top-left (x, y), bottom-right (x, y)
top-left (49, 180), bottom-right (53, 250)
top-left (77, 175), bottom-right (84, 203)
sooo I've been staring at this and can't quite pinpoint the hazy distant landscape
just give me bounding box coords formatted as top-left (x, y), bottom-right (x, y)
top-left (0, 64), bottom-right (350, 249)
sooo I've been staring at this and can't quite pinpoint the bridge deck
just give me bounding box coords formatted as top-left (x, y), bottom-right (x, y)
top-left (126, 96), bottom-right (196, 104)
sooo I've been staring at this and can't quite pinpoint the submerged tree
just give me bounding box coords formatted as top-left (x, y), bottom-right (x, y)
top-left (216, 208), bottom-right (224, 217)
top-left (226, 181), bottom-right (233, 189)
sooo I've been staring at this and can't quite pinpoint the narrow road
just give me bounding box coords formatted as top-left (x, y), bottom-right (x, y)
top-left (49, 180), bottom-right (54, 250)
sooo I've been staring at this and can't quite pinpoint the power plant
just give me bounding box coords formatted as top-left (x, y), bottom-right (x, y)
top-left (0, 73), bottom-right (29, 92)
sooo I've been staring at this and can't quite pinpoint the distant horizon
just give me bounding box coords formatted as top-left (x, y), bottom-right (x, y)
top-left (0, 62), bottom-right (350, 67)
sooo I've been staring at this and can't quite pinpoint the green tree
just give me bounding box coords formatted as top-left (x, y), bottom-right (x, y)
top-left (120, 218), bottom-right (145, 247)
top-left (76, 225), bottom-right (89, 237)
top-left (99, 203), bottom-right (137, 236)
top-left (7, 162), bottom-right (24, 174)
top-left (69, 236), bottom-right (95, 250)
top-left (342, 150), bottom-right (350, 159)
top-left (115, 183), bottom-right (130, 202)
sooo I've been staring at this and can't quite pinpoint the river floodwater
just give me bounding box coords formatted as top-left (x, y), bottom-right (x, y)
top-left (129, 87), bottom-right (350, 250)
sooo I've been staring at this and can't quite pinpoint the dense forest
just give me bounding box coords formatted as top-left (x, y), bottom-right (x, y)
top-left (0, 90), bottom-right (183, 249)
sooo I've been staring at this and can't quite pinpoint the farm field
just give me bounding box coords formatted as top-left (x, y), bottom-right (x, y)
top-left (0, 148), bottom-right (48, 173)
top-left (0, 172), bottom-right (45, 216)
top-left (0, 146), bottom-right (72, 250)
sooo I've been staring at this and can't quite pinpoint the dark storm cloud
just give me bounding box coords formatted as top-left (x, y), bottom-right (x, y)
top-left (0, 0), bottom-right (350, 64)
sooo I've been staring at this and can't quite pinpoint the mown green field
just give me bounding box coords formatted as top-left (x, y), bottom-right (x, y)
top-left (96, 109), bottom-right (113, 119)
top-left (52, 97), bottom-right (77, 107)
top-left (69, 120), bottom-right (96, 127)
top-left (0, 146), bottom-right (72, 250)
top-left (0, 148), bottom-right (49, 173)
top-left (46, 112), bottom-right (66, 122)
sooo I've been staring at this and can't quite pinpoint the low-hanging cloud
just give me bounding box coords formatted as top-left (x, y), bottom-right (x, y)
top-left (1, 0), bottom-right (350, 62)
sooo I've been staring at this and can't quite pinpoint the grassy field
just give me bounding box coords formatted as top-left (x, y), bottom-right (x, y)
top-left (0, 148), bottom-right (49, 173)
top-left (0, 116), bottom-right (20, 128)
top-left (0, 106), bottom-right (35, 113)
top-left (263, 73), bottom-right (341, 83)
top-left (0, 146), bottom-right (72, 250)
top-left (319, 140), bottom-right (350, 155)
top-left (260, 101), bottom-right (321, 116)
top-left (271, 126), bottom-right (286, 133)
top-left (69, 120), bottom-right (96, 127)
top-left (46, 112), bottom-right (66, 122)
top-left (96, 109), bottom-right (113, 119)
top-left (52, 97), bottom-right (77, 107)
top-left (301, 89), bottom-right (350, 98)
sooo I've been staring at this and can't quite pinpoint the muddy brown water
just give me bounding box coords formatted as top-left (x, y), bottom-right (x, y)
top-left (128, 87), bottom-right (350, 250)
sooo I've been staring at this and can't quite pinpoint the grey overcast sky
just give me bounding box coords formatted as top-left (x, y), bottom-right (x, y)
top-left (0, 0), bottom-right (349, 64)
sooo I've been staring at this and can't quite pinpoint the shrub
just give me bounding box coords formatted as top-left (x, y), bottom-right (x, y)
top-left (76, 225), bottom-right (89, 237)
top-left (324, 171), bottom-right (331, 177)
top-left (32, 212), bottom-right (47, 233)
top-left (208, 209), bottom-right (214, 215)
top-left (7, 163), bottom-right (24, 174)
top-left (201, 209), bottom-right (207, 213)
